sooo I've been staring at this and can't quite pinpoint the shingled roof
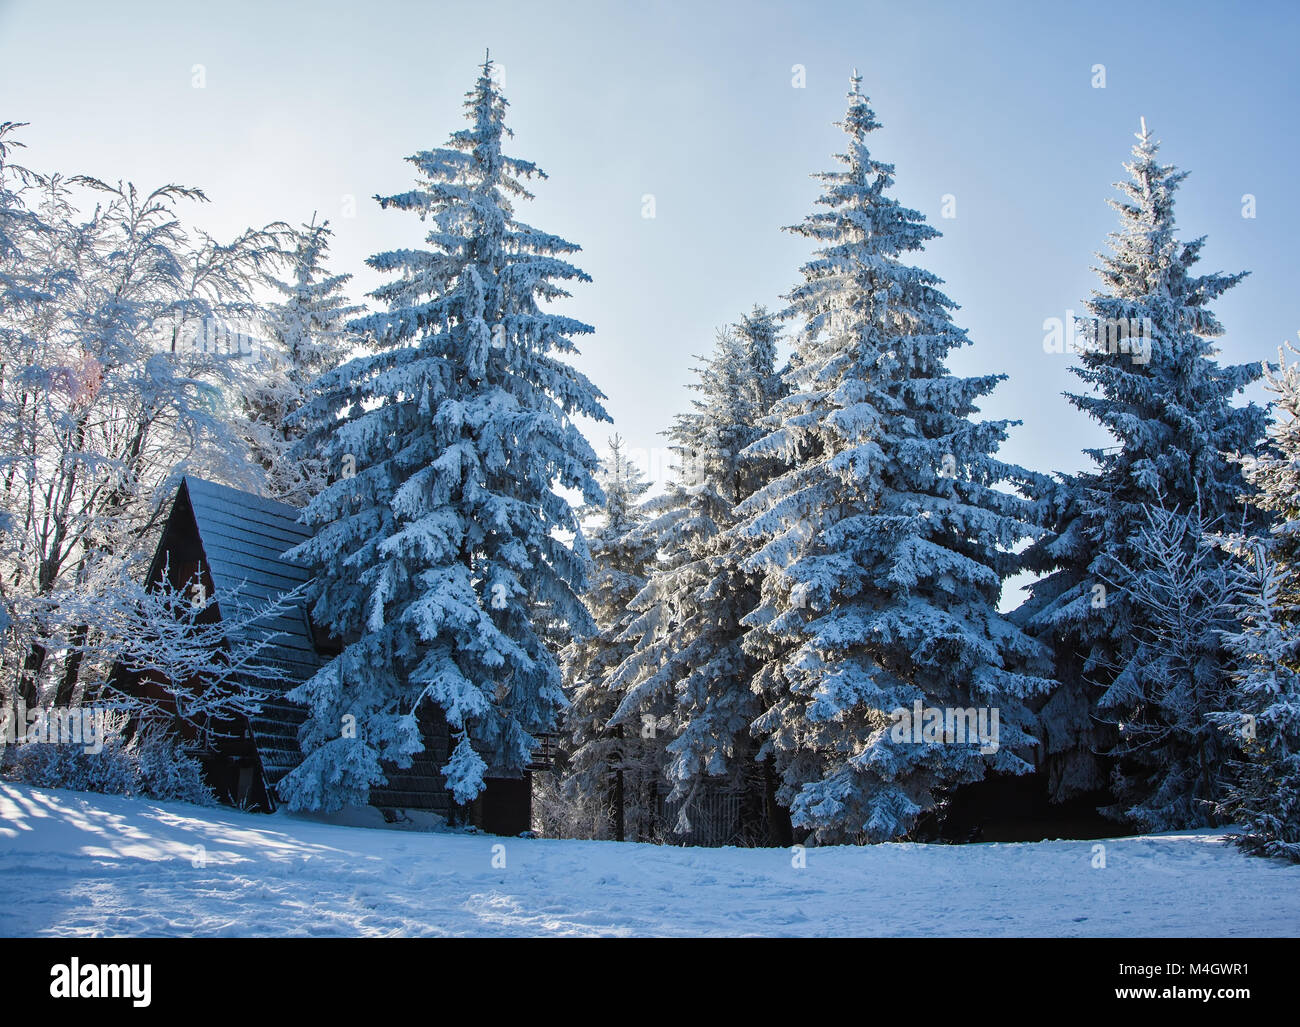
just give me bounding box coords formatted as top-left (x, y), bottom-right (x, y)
top-left (172, 476), bottom-right (319, 791)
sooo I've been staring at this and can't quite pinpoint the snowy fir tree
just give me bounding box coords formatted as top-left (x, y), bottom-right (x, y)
top-left (559, 435), bottom-right (654, 840)
top-left (1211, 345), bottom-right (1300, 861)
top-left (277, 56), bottom-right (609, 813)
top-left (1234, 344), bottom-right (1300, 630)
top-left (1101, 497), bottom-right (1244, 829)
top-left (732, 75), bottom-right (1054, 844)
top-left (1215, 549), bottom-right (1300, 861)
top-left (601, 313), bottom-right (785, 844)
top-left (244, 216), bottom-right (361, 507)
top-left (1017, 120), bottom-right (1266, 826)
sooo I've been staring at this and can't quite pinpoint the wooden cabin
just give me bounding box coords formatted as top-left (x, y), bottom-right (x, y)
top-left (117, 476), bottom-right (535, 834)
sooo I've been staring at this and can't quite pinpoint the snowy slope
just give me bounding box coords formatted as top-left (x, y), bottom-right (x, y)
top-left (1, 782), bottom-right (1296, 937)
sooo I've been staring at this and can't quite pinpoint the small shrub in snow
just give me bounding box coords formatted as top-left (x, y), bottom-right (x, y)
top-left (0, 714), bottom-right (215, 807)
top-left (130, 727), bottom-right (216, 806)
top-left (2, 719), bottom-right (138, 796)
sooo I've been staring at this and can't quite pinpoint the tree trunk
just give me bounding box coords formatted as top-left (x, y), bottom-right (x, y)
top-left (54, 623), bottom-right (88, 707)
top-left (611, 724), bottom-right (625, 842)
top-left (763, 758), bottom-right (794, 847)
top-left (735, 741), bottom-right (767, 845)
top-left (17, 640), bottom-right (45, 707)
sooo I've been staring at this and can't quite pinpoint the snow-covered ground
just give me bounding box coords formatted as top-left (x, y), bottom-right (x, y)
top-left (1, 782), bottom-right (1296, 937)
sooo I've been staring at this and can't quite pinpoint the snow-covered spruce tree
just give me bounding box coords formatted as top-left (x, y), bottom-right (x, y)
top-left (1214, 550), bottom-right (1300, 860)
top-left (1234, 345), bottom-right (1300, 629)
top-left (278, 57), bottom-right (609, 813)
top-left (1018, 121), bottom-right (1266, 822)
top-left (1101, 497), bottom-right (1244, 829)
top-left (559, 435), bottom-right (654, 839)
top-left (1211, 346), bottom-right (1300, 860)
top-left (732, 75), bottom-right (1054, 845)
top-left (243, 216), bottom-right (360, 507)
top-left (604, 314), bottom-right (785, 844)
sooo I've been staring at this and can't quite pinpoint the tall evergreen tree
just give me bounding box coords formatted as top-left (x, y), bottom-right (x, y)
top-left (1213, 345), bottom-right (1300, 860)
top-left (1104, 496), bottom-right (1244, 828)
top-left (1019, 121), bottom-right (1266, 824)
top-left (244, 216), bottom-right (360, 506)
top-left (278, 57), bottom-right (609, 812)
top-left (1235, 346), bottom-right (1300, 630)
top-left (605, 313), bottom-right (784, 843)
top-left (560, 435), bottom-right (654, 840)
top-left (733, 74), bottom-right (1053, 844)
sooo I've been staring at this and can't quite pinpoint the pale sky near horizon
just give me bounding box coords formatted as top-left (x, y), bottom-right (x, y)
top-left (2, 1), bottom-right (1297, 587)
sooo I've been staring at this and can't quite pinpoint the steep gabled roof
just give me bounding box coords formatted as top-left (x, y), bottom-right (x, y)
top-left (172, 476), bottom-right (319, 790)
top-left (180, 476), bottom-right (319, 685)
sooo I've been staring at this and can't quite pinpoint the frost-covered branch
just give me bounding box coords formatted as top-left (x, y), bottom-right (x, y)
top-left (63, 557), bottom-right (307, 731)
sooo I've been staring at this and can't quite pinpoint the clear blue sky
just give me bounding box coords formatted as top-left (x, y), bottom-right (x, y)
top-left (2, 0), bottom-right (1296, 497)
